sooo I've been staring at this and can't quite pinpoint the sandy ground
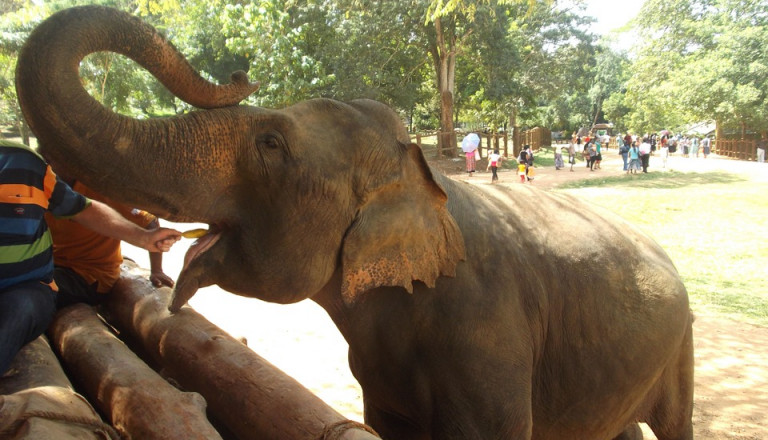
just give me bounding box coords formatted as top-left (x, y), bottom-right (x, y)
top-left (121, 148), bottom-right (768, 439)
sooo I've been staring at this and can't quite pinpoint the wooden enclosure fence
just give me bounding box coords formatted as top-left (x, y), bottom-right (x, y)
top-left (410, 127), bottom-right (551, 159)
top-left (714, 139), bottom-right (760, 161)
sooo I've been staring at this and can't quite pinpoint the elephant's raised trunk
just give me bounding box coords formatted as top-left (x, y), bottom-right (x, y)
top-left (15, 5), bottom-right (259, 220)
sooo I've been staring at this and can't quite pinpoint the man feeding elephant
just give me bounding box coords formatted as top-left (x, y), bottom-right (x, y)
top-left (46, 176), bottom-right (176, 309)
top-left (15, 6), bottom-right (694, 439)
top-left (0, 140), bottom-right (181, 376)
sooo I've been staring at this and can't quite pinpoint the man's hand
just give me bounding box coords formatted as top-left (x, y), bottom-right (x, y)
top-left (145, 227), bottom-right (182, 252)
top-left (73, 201), bottom-right (181, 252)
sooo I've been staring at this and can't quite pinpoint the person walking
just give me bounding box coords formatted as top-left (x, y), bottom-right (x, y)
top-left (660, 141), bottom-right (669, 169)
top-left (554, 144), bottom-right (564, 170)
top-left (623, 132), bottom-right (632, 151)
top-left (461, 133), bottom-right (480, 176)
top-left (639, 137), bottom-right (652, 173)
top-left (594, 138), bottom-right (603, 170)
top-left (627, 142), bottom-right (642, 174)
top-left (487, 149), bottom-right (502, 183)
top-left (524, 145), bottom-right (535, 182)
top-left (702, 136), bottom-right (711, 158)
top-left (690, 137), bottom-right (700, 158)
top-left (517, 160), bottom-right (527, 183)
top-left (588, 142), bottom-right (597, 171)
top-left (568, 142), bottom-right (576, 172)
top-left (582, 141), bottom-right (591, 168)
top-left (619, 138), bottom-right (630, 171)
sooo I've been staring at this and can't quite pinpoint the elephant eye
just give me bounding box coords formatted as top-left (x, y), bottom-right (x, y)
top-left (257, 132), bottom-right (283, 150)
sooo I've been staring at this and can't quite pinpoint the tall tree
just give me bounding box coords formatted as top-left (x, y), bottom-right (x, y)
top-left (423, 0), bottom-right (541, 155)
top-left (625, 0), bottom-right (768, 135)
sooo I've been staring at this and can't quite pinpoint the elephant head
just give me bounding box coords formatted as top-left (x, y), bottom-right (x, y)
top-left (16, 6), bottom-right (465, 311)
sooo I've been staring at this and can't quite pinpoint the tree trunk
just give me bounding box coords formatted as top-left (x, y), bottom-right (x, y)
top-left (509, 108), bottom-right (521, 158)
top-left (591, 98), bottom-right (602, 131)
top-left (440, 90), bottom-right (456, 157)
top-left (434, 17), bottom-right (457, 158)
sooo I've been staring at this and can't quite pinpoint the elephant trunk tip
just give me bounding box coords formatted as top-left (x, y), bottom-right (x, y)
top-left (231, 70), bottom-right (260, 96)
top-left (231, 70), bottom-right (259, 87)
top-left (168, 282), bottom-right (198, 314)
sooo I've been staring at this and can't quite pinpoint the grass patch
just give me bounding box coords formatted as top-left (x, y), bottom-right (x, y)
top-left (556, 171), bottom-right (768, 326)
top-left (557, 170), bottom-right (745, 189)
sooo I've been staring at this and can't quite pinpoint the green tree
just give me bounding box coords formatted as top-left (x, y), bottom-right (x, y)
top-left (626, 0), bottom-right (768, 135)
top-left (0, 1), bottom-right (50, 142)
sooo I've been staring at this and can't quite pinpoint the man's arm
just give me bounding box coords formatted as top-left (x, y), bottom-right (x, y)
top-left (72, 200), bottom-right (181, 252)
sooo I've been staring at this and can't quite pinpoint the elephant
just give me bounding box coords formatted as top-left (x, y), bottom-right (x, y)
top-left (16, 6), bottom-right (694, 440)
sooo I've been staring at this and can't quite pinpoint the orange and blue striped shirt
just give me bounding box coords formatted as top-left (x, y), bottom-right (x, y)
top-left (0, 140), bottom-right (88, 290)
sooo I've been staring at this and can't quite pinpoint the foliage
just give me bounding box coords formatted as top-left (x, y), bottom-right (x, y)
top-left (1, 0), bottom-right (767, 139)
top-left (623, 0), bottom-right (768, 134)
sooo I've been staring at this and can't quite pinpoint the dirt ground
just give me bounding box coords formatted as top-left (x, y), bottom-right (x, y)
top-left (121, 147), bottom-right (768, 439)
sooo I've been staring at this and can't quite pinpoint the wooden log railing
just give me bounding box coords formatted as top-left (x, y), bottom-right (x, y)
top-left (0, 337), bottom-right (119, 440)
top-left (48, 304), bottom-right (223, 440)
top-left (101, 262), bottom-right (380, 440)
top-left (1, 262), bottom-right (381, 440)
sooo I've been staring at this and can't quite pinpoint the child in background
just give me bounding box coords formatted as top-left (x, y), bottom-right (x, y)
top-left (526, 164), bottom-right (536, 183)
top-left (487, 149), bottom-right (502, 183)
top-left (518, 161), bottom-right (526, 183)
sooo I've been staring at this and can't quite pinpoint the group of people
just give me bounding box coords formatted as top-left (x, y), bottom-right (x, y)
top-left (615, 133), bottom-right (651, 174)
top-left (462, 129), bottom-right (765, 188)
top-left (554, 143), bottom-right (577, 171)
top-left (567, 134), bottom-right (604, 172)
top-left (1, 139), bottom-right (182, 376)
top-left (565, 131), bottom-right (661, 174)
top-left (517, 145), bottom-right (535, 183)
top-left (461, 134), bottom-right (534, 184)
top-left (617, 132), bottom-right (715, 173)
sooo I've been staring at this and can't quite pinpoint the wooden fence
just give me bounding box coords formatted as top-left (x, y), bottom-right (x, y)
top-left (714, 139), bottom-right (759, 161)
top-left (411, 127), bottom-right (550, 159)
top-left (520, 127), bottom-right (551, 152)
top-left (411, 131), bottom-right (509, 158)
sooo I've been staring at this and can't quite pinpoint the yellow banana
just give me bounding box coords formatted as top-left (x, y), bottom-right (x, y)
top-left (182, 228), bottom-right (209, 239)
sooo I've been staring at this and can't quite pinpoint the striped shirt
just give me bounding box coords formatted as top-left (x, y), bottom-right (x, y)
top-left (0, 140), bottom-right (89, 290)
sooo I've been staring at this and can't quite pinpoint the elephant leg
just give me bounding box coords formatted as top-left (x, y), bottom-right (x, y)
top-left (363, 400), bottom-right (429, 440)
top-left (612, 423), bottom-right (643, 440)
top-left (644, 319), bottom-right (695, 440)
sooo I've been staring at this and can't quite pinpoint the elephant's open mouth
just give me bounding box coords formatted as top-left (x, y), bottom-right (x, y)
top-left (181, 226), bottom-right (222, 272)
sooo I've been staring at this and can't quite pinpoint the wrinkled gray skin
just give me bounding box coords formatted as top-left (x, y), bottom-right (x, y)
top-left (16, 6), bottom-right (694, 439)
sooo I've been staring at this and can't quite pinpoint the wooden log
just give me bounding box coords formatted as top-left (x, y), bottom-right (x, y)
top-left (0, 336), bottom-right (118, 440)
top-left (48, 304), bottom-right (223, 440)
top-left (101, 261), bottom-right (380, 440)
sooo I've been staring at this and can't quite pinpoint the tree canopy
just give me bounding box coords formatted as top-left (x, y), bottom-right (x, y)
top-left (1, 0), bottom-right (766, 140)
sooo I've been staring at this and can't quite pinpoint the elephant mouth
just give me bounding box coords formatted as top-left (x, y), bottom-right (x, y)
top-left (181, 225), bottom-right (223, 272)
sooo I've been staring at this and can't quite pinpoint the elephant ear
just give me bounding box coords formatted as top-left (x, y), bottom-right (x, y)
top-left (341, 143), bottom-right (465, 303)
